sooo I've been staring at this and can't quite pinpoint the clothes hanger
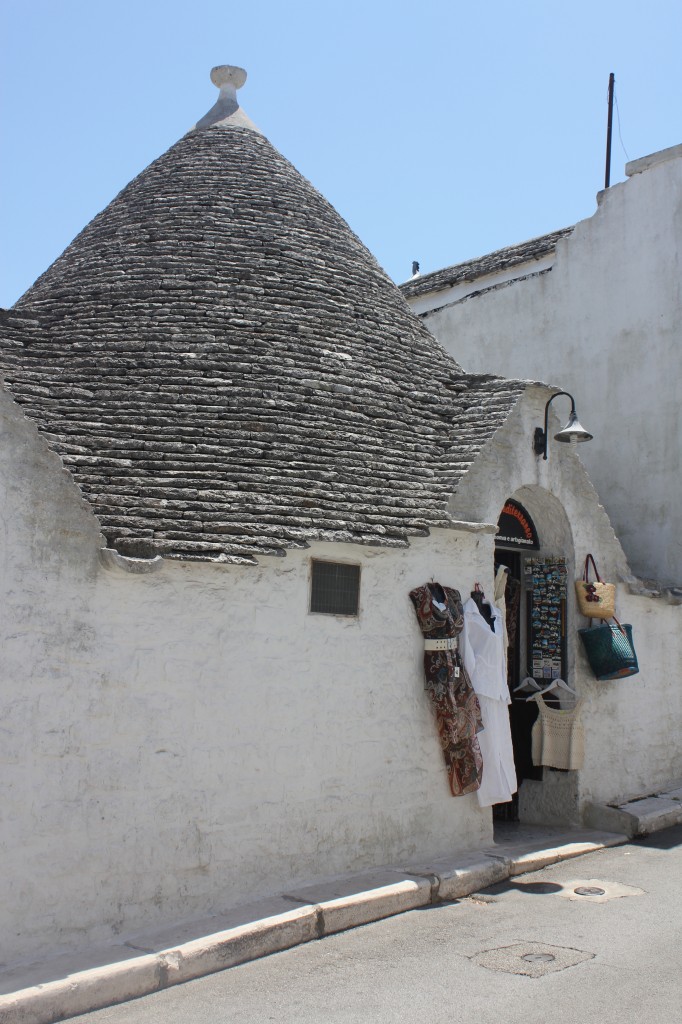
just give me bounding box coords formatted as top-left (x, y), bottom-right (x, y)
top-left (471, 582), bottom-right (495, 630)
top-left (553, 678), bottom-right (579, 697)
top-left (513, 676), bottom-right (543, 694)
top-left (526, 678), bottom-right (579, 703)
top-left (526, 680), bottom-right (557, 701)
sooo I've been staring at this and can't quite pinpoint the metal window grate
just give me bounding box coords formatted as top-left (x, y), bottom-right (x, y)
top-left (310, 560), bottom-right (360, 616)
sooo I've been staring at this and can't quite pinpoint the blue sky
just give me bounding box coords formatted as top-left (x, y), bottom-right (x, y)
top-left (1, 0), bottom-right (681, 307)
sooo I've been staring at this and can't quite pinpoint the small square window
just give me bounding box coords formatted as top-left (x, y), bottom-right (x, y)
top-left (310, 560), bottom-right (360, 616)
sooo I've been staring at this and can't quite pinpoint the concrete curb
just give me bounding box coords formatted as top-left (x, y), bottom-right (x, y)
top-left (282, 870), bottom-right (433, 936)
top-left (584, 780), bottom-right (682, 837)
top-left (490, 830), bottom-right (627, 876)
top-left (404, 852), bottom-right (512, 901)
top-left (0, 830), bottom-right (627, 1024)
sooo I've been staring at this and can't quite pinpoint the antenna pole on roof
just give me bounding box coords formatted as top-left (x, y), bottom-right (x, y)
top-left (604, 72), bottom-right (615, 189)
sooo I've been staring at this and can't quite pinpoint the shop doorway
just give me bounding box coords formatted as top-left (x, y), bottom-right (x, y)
top-left (492, 497), bottom-right (571, 823)
top-left (492, 544), bottom-right (532, 822)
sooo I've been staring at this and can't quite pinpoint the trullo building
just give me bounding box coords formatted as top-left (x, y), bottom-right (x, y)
top-left (1, 66), bottom-right (681, 966)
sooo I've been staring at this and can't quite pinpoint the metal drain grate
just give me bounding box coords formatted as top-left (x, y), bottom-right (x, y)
top-left (471, 941), bottom-right (595, 977)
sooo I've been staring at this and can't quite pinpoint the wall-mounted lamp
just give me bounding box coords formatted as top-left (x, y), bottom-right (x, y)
top-left (534, 391), bottom-right (593, 460)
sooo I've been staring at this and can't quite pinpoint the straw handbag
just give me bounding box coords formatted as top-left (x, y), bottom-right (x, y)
top-left (575, 554), bottom-right (615, 620)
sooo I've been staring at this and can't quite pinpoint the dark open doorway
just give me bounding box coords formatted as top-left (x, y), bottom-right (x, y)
top-left (493, 546), bottom-right (538, 822)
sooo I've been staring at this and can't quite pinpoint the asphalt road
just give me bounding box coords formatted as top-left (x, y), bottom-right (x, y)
top-left (70, 826), bottom-right (682, 1024)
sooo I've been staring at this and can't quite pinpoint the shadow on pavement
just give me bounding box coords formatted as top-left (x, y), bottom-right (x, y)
top-left (633, 823), bottom-right (682, 850)
top-left (475, 879), bottom-right (564, 896)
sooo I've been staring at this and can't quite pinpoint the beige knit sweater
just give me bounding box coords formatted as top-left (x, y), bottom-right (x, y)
top-left (531, 697), bottom-right (585, 771)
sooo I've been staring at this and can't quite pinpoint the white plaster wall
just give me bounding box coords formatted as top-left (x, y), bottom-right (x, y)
top-left (578, 591), bottom-right (682, 807)
top-left (451, 386), bottom-right (682, 817)
top-left (1, 387), bottom-right (493, 965)
top-left (413, 151), bottom-right (682, 584)
top-left (3, 380), bottom-right (681, 967)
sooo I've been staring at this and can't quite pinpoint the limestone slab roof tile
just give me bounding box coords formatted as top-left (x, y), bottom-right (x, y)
top-left (0, 66), bottom-right (528, 564)
top-left (399, 227), bottom-right (574, 299)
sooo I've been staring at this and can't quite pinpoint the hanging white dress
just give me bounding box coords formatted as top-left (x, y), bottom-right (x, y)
top-left (461, 597), bottom-right (517, 808)
top-left (494, 565), bottom-right (509, 656)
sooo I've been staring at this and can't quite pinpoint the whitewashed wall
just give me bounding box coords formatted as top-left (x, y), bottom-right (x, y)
top-left (1, 386), bottom-right (493, 965)
top-left (3, 381), bottom-right (681, 968)
top-left (411, 146), bottom-right (682, 585)
top-left (452, 386), bottom-right (682, 821)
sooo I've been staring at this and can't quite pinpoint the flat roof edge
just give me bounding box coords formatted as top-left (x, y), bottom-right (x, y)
top-left (626, 142), bottom-right (682, 178)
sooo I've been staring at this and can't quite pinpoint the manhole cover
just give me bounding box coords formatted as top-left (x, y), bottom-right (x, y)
top-left (559, 879), bottom-right (646, 903)
top-left (471, 941), bottom-right (594, 977)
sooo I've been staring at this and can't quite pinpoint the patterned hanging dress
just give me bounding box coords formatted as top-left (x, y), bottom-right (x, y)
top-left (409, 582), bottom-right (484, 797)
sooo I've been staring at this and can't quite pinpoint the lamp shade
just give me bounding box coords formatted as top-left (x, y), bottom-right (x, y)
top-left (554, 410), bottom-right (593, 444)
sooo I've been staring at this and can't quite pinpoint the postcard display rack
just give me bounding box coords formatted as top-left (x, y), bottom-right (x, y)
top-left (524, 556), bottom-right (568, 681)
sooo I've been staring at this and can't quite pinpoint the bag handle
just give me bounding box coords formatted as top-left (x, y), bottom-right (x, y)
top-left (583, 553), bottom-right (603, 583)
top-left (587, 613), bottom-right (627, 636)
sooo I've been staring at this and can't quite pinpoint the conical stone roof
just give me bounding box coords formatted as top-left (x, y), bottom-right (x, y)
top-left (0, 67), bottom-right (526, 564)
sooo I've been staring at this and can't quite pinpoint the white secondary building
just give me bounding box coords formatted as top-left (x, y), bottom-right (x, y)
top-left (401, 143), bottom-right (682, 589)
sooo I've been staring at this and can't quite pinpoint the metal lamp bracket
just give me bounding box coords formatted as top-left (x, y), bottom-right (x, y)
top-left (534, 391), bottom-right (578, 461)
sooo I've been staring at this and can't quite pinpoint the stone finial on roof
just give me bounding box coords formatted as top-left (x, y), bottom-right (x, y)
top-left (194, 64), bottom-right (261, 134)
top-left (211, 65), bottom-right (247, 90)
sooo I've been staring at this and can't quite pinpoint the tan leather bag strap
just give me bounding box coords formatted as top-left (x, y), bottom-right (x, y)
top-left (583, 553), bottom-right (603, 583)
top-left (587, 613), bottom-right (626, 635)
top-left (611, 614), bottom-right (627, 636)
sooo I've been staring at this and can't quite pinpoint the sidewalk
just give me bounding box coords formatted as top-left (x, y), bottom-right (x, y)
top-left (0, 823), bottom-right (630, 1024)
top-left (5, 785), bottom-right (682, 1024)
